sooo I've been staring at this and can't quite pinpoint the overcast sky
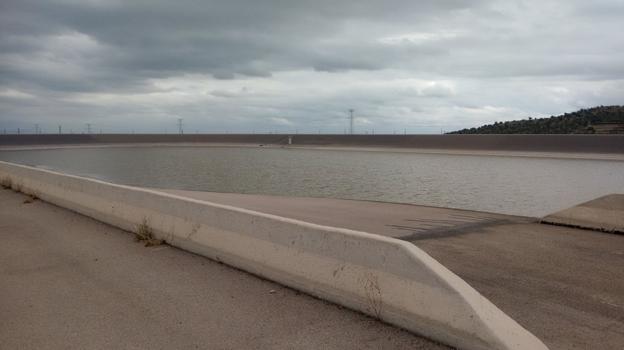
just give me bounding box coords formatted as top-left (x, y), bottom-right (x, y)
top-left (1, 0), bottom-right (623, 134)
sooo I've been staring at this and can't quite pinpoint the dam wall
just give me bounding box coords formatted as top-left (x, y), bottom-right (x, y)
top-left (0, 134), bottom-right (623, 154)
top-left (0, 160), bottom-right (548, 350)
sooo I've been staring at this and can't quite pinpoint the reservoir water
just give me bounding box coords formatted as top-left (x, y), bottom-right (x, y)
top-left (1, 146), bottom-right (622, 217)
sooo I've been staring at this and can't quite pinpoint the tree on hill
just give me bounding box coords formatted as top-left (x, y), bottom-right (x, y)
top-left (448, 106), bottom-right (624, 134)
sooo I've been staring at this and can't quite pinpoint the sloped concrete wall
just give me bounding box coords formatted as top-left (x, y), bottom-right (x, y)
top-left (1, 134), bottom-right (623, 154)
top-left (542, 194), bottom-right (624, 233)
top-left (0, 161), bottom-right (548, 350)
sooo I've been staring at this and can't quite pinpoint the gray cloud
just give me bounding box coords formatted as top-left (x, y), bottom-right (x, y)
top-left (0, 0), bottom-right (623, 133)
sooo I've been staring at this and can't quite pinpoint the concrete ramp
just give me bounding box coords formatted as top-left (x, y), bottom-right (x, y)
top-left (0, 161), bottom-right (548, 350)
top-left (541, 194), bottom-right (624, 233)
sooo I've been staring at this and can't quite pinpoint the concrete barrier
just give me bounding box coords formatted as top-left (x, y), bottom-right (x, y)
top-left (0, 161), bottom-right (548, 350)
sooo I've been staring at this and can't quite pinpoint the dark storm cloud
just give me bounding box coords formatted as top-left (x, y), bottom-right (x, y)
top-left (0, 0), bottom-right (481, 90)
top-left (0, 0), bottom-right (623, 133)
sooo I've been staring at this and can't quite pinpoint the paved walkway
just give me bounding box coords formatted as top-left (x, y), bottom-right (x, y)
top-left (0, 188), bottom-right (448, 350)
top-left (160, 189), bottom-right (624, 350)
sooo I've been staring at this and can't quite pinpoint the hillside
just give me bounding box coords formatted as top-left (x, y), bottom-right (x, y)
top-left (449, 106), bottom-right (624, 134)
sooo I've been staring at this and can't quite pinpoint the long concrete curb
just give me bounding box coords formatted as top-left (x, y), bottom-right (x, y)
top-left (0, 161), bottom-right (548, 350)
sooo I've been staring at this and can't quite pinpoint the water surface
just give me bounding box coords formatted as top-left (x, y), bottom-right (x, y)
top-left (1, 146), bottom-right (622, 217)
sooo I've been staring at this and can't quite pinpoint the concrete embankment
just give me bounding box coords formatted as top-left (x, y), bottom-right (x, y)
top-left (157, 189), bottom-right (624, 350)
top-left (0, 161), bottom-right (548, 350)
top-left (155, 189), bottom-right (530, 239)
top-left (0, 189), bottom-right (449, 350)
top-left (1, 134), bottom-right (623, 155)
top-left (541, 194), bottom-right (624, 233)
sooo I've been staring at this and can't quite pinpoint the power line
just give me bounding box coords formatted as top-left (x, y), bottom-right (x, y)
top-left (348, 109), bottom-right (355, 135)
top-left (177, 118), bottom-right (184, 134)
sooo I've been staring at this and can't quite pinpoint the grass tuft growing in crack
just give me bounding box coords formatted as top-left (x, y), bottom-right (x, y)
top-left (135, 218), bottom-right (164, 247)
top-left (1, 177), bottom-right (13, 190)
top-left (23, 193), bottom-right (39, 204)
